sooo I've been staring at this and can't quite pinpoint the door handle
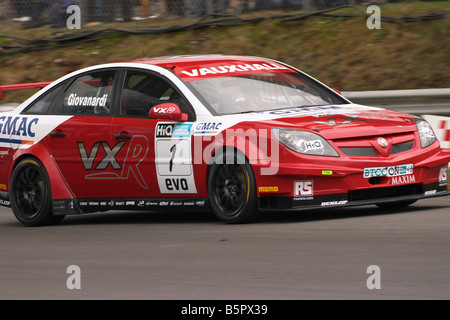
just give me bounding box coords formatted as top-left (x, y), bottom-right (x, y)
top-left (114, 134), bottom-right (132, 140)
top-left (49, 131), bottom-right (66, 137)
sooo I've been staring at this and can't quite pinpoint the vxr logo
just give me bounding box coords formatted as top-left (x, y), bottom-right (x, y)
top-left (311, 115), bottom-right (367, 126)
top-left (77, 135), bottom-right (149, 189)
top-left (154, 107), bottom-right (176, 114)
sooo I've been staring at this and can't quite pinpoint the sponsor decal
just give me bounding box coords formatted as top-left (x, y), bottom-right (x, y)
top-left (391, 174), bottom-right (416, 185)
top-left (0, 184), bottom-right (6, 191)
top-left (322, 170), bottom-right (333, 176)
top-left (153, 106), bottom-right (177, 114)
top-left (439, 166), bottom-right (448, 186)
top-left (293, 196), bottom-right (313, 201)
top-left (180, 63), bottom-right (290, 78)
top-left (294, 181), bottom-right (313, 196)
top-left (425, 190), bottom-right (437, 196)
top-left (78, 135), bottom-right (149, 189)
top-left (173, 123), bottom-right (193, 138)
top-left (0, 150), bottom-right (9, 156)
top-left (156, 123), bottom-right (174, 138)
top-left (155, 125), bottom-right (197, 194)
top-left (304, 140), bottom-right (323, 151)
top-left (194, 122), bottom-right (222, 135)
top-left (0, 116), bottom-right (39, 137)
top-left (0, 116), bottom-right (39, 146)
top-left (321, 200), bottom-right (348, 206)
top-left (77, 199), bottom-right (207, 208)
top-left (258, 186), bottom-right (279, 193)
top-left (137, 201), bottom-right (145, 207)
top-left (263, 106), bottom-right (342, 116)
top-left (0, 199), bottom-right (11, 206)
top-left (78, 141), bottom-right (125, 170)
top-left (165, 178), bottom-right (189, 191)
top-left (67, 93), bottom-right (108, 107)
top-left (363, 164), bottom-right (413, 178)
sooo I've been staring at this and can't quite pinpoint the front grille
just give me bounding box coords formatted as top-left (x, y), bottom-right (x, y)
top-left (337, 138), bottom-right (415, 157)
top-left (348, 184), bottom-right (423, 201)
top-left (391, 140), bottom-right (414, 155)
top-left (340, 147), bottom-right (378, 157)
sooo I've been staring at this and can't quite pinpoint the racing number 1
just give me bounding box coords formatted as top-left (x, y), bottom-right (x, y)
top-left (170, 144), bottom-right (176, 172)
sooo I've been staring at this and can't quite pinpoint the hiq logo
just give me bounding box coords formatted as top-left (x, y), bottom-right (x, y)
top-left (156, 124), bottom-right (174, 138)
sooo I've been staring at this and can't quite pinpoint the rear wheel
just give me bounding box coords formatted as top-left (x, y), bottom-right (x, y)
top-left (10, 158), bottom-right (64, 226)
top-left (208, 151), bottom-right (258, 224)
top-left (376, 200), bottom-right (417, 209)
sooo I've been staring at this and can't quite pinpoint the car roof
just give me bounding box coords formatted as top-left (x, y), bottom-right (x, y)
top-left (120, 54), bottom-right (295, 82)
top-left (121, 54), bottom-right (277, 67)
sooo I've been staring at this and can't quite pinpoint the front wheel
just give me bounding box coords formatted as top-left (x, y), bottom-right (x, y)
top-left (10, 158), bottom-right (64, 226)
top-left (208, 152), bottom-right (258, 224)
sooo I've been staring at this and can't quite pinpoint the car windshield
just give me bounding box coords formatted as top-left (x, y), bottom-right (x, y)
top-left (185, 72), bottom-right (347, 115)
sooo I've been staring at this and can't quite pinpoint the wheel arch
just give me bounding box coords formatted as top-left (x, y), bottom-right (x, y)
top-left (9, 144), bottom-right (75, 201)
top-left (206, 145), bottom-right (252, 176)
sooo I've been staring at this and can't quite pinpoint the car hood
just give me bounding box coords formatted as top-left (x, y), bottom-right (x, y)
top-left (248, 104), bottom-right (417, 140)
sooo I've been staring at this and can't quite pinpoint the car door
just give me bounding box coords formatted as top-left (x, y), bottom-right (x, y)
top-left (43, 69), bottom-right (118, 199)
top-left (110, 69), bottom-right (198, 200)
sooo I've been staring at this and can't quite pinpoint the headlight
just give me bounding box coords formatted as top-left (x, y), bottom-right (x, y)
top-left (272, 128), bottom-right (339, 157)
top-left (413, 117), bottom-right (436, 148)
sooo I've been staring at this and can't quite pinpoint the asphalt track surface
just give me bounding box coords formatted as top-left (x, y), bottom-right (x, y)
top-left (1, 196), bottom-right (449, 300)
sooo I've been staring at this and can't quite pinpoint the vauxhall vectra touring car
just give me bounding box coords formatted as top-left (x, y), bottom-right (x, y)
top-left (0, 54), bottom-right (448, 226)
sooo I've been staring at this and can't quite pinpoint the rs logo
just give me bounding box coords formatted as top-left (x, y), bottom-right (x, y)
top-left (294, 180), bottom-right (313, 196)
top-left (77, 135), bottom-right (149, 189)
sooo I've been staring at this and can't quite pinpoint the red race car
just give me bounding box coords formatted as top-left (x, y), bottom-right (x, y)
top-left (0, 54), bottom-right (448, 226)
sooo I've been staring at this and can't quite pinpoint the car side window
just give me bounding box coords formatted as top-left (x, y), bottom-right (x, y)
top-left (121, 71), bottom-right (193, 120)
top-left (60, 70), bottom-right (116, 115)
top-left (22, 84), bottom-right (64, 114)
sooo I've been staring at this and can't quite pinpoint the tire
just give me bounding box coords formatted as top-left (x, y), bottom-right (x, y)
top-left (10, 158), bottom-right (64, 227)
top-left (208, 151), bottom-right (258, 224)
top-left (375, 200), bottom-right (417, 209)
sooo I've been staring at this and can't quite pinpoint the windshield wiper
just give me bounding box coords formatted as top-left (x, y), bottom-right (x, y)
top-left (238, 110), bottom-right (256, 114)
top-left (237, 104), bottom-right (332, 114)
top-left (297, 104), bottom-right (329, 108)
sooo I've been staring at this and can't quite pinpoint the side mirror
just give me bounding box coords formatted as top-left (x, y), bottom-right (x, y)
top-left (149, 103), bottom-right (188, 122)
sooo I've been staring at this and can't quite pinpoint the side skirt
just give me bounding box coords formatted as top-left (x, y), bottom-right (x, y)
top-left (53, 198), bottom-right (210, 215)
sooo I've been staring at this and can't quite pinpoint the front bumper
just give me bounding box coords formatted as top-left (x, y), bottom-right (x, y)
top-left (254, 147), bottom-right (450, 211)
top-left (258, 184), bottom-right (449, 211)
